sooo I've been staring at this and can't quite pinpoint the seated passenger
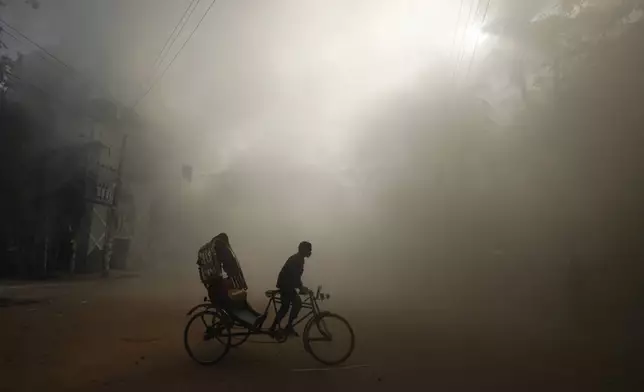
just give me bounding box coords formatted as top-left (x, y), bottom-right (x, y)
top-left (197, 233), bottom-right (248, 310)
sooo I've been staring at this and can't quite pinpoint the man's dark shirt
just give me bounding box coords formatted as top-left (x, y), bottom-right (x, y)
top-left (276, 253), bottom-right (305, 290)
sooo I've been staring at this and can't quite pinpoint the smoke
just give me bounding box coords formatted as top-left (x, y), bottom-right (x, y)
top-left (120, 1), bottom-right (573, 328)
top-left (6, 0), bottom-right (642, 344)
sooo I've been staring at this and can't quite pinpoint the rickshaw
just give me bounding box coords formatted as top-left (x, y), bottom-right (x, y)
top-left (184, 285), bottom-right (355, 366)
top-left (185, 237), bottom-right (355, 366)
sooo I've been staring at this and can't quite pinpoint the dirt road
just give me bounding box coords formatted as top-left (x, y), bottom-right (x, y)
top-left (0, 274), bottom-right (639, 391)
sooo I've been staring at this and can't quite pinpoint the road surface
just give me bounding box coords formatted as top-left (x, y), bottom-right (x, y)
top-left (0, 273), bottom-right (640, 391)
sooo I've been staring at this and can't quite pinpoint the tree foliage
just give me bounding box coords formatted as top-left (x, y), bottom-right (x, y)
top-left (349, 0), bottom-right (644, 339)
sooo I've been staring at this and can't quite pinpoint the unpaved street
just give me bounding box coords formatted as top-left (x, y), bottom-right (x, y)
top-left (1, 274), bottom-right (639, 391)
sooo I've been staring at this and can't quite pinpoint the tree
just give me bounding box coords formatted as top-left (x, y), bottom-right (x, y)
top-left (484, 1), bottom-right (644, 101)
top-left (345, 0), bottom-right (644, 342)
top-left (0, 0), bottom-right (42, 101)
top-left (0, 29), bottom-right (14, 104)
top-left (482, 0), bottom-right (644, 343)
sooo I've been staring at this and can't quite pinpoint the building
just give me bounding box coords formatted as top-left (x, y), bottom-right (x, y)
top-left (0, 24), bottom-right (144, 277)
top-left (69, 100), bottom-right (146, 274)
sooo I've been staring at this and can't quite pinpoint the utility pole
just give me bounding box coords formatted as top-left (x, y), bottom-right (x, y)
top-left (102, 133), bottom-right (128, 277)
top-left (179, 164), bottom-right (192, 264)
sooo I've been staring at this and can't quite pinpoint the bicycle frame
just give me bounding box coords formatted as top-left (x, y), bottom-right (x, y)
top-left (260, 291), bottom-right (323, 329)
top-left (184, 285), bottom-right (354, 366)
top-left (187, 291), bottom-right (326, 339)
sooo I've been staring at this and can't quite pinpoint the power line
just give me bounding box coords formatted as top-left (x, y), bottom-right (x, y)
top-left (0, 17), bottom-right (118, 105)
top-left (0, 17), bottom-right (75, 73)
top-left (150, 0), bottom-right (199, 72)
top-left (0, 26), bottom-right (20, 45)
top-left (150, 0), bottom-right (200, 73)
top-left (140, 0), bottom-right (201, 102)
top-left (465, 0), bottom-right (492, 80)
top-left (457, 0), bottom-right (480, 73)
top-left (450, 0), bottom-right (466, 60)
top-left (133, 0), bottom-right (217, 109)
top-left (452, 0), bottom-right (478, 82)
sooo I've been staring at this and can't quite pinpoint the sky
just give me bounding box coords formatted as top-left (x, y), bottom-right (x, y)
top-left (1, 0), bottom-right (560, 175)
top-left (1, 0), bottom-right (508, 173)
top-left (1, 0), bottom-right (558, 296)
top-left (10, 1), bottom-right (634, 336)
top-left (136, 0), bottom-right (469, 173)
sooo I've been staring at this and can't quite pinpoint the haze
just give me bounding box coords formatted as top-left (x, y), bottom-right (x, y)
top-left (2, 0), bottom-right (643, 389)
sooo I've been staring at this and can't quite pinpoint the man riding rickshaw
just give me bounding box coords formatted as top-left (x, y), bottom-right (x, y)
top-left (188, 233), bottom-right (355, 366)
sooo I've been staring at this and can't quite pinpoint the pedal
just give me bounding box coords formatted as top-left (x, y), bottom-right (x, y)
top-left (272, 329), bottom-right (288, 343)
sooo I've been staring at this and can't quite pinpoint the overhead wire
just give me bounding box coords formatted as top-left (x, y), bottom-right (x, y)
top-left (0, 17), bottom-right (76, 73)
top-left (457, 0), bottom-right (481, 73)
top-left (0, 17), bottom-right (118, 104)
top-left (465, 0), bottom-right (492, 80)
top-left (150, 0), bottom-right (201, 73)
top-left (452, 0), bottom-right (480, 82)
top-left (0, 26), bottom-right (20, 45)
top-left (450, 0), bottom-right (466, 60)
top-left (132, 0), bottom-right (217, 109)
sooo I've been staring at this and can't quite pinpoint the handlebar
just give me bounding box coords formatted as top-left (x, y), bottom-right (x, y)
top-left (313, 285), bottom-right (331, 301)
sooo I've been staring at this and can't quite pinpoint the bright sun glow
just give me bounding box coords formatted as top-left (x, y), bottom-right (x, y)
top-left (464, 25), bottom-right (490, 48)
top-left (181, 1), bottom-right (482, 173)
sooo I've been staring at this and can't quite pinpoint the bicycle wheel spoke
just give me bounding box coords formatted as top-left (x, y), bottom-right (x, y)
top-left (304, 313), bottom-right (355, 366)
top-left (185, 289), bottom-right (354, 367)
top-left (184, 310), bottom-right (231, 365)
top-left (318, 319), bottom-right (333, 339)
top-left (200, 314), bottom-right (209, 329)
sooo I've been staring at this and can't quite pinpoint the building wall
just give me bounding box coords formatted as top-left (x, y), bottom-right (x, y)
top-left (73, 121), bottom-right (128, 273)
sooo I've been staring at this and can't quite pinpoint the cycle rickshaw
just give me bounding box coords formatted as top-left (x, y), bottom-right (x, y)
top-left (184, 285), bottom-right (355, 366)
